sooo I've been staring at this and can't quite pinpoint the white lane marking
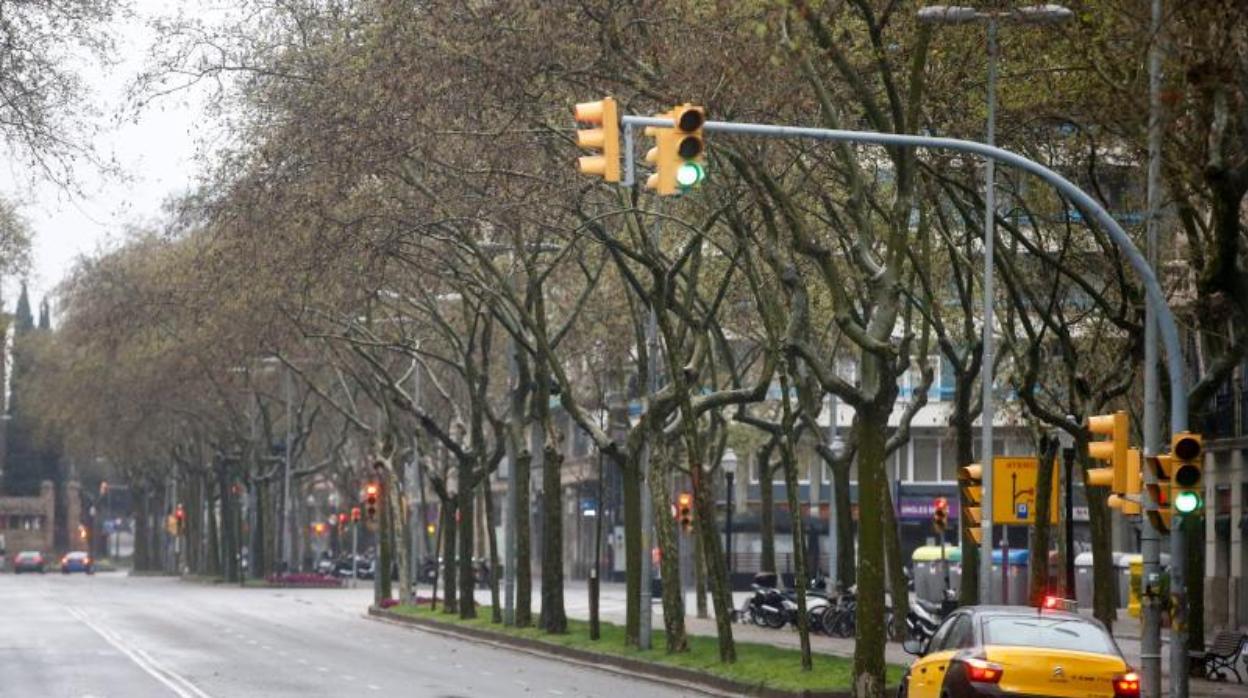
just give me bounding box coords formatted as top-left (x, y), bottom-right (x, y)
top-left (262, 645), bottom-right (272, 651)
top-left (66, 606), bottom-right (213, 698)
top-left (341, 674), bottom-right (355, 681)
top-left (549, 691), bottom-right (565, 696)
top-left (297, 658), bottom-right (309, 665)
top-left (317, 667), bottom-right (329, 673)
top-left (367, 685), bottom-right (381, 691)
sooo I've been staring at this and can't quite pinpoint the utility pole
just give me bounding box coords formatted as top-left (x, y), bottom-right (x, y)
top-left (281, 364), bottom-right (293, 572)
top-left (1141, 3), bottom-right (1165, 697)
top-left (978, 15), bottom-right (999, 600)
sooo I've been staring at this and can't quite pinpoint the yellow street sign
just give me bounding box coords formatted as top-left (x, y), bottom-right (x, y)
top-left (992, 456), bottom-right (1060, 525)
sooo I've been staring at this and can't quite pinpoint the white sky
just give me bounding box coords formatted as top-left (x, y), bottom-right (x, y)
top-left (3, 0), bottom-right (215, 310)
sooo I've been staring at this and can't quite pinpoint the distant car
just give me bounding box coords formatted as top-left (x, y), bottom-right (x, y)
top-left (13, 551), bottom-right (46, 574)
top-left (61, 551), bottom-right (94, 574)
top-left (900, 600), bottom-right (1138, 698)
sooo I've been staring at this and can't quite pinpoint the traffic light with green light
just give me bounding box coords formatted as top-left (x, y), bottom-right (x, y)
top-left (1170, 432), bottom-right (1203, 515)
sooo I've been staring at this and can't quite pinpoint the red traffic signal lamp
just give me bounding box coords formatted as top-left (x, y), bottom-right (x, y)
top-left (174, 504), bottom-right (186, 534)
top-left (573, 97), bottom-right (621, 183)
top-left (350, 506), bottom-right (361, 523)
top-left (933, 497), bottom-right (949, 533)
top-left (676, 492), bottom-right (693, 531)
top-left (1144, 454), bottom-right (1174, 534)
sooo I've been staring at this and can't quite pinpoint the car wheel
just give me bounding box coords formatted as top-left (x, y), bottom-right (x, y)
top-left (897, 676), bottom-right (908, 698)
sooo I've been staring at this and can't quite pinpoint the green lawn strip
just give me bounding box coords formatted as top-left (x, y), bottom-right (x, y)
top-left (389, 605), bottom-right (903, 692)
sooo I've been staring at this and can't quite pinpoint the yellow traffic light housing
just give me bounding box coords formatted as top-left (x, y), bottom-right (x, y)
top-left (1144, 454), bottom-right (1174, 533)
top-left (676, 491), bottom-right (693, 531)
top-left (1170, 431), bottom-right (1203, 515)
top-left (644, 111), bottom-right (679, 196)
top-left (671, 104), bottom-right (706, 190)
top-left (958, 463), bottom-right (983, 545)
top-left (573, 97), bottom-right (621, 183)
top-left (1086, 411), bottom-right (1128, 492)
top-left (1108, 449), bottom-right (1143, 516)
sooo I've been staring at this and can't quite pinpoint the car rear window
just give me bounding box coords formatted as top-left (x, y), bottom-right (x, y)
top-left (982, 616), bottom-right (1117, 654)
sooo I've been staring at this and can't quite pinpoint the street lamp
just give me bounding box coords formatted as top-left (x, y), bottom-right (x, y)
top-left (918, 2), bottom-right (1073, 599)
top-left (722, 449), bottom-right (738, 577)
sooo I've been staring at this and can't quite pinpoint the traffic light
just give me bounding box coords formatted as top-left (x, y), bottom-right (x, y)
top-left (644, 112), bottom-right (679, 196)
top-left (671, 104), bottom-right (706, 190)
top-left (573, 97), bottom-right (620, 183)
top-left (645, 104), bottom-right (707, 196)
top-left (932, 497), bottom-right (949, 534)
top-left (1170, 431), bottom-right (1203, 515)
top-left (676, 491), bottom-right (693, 531)
top-left (1108, 449), bottom-right (1143, 516)
top-left (1144, 454), bottom-right (1174, 533)
top-left (175, 504), bottom-right (186, 534)
top-left (1086, 411), bottom-right (1128, 492)
top-left (311, 522), bottom-right (328, 537)
top-left (350, 506), bottom-right (361, 523)
top-left (365, 482), bottom-right (381, 521)
top-left (958, 463), bottom-right (983, 545)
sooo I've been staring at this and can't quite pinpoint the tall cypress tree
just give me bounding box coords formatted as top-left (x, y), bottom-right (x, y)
top-left (2, 283), bottom-right (38, 495)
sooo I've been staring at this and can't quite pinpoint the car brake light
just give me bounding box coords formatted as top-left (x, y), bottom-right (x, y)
top-left (61, 556), bottom-right (68, 564)
top-left (962, 657), bottom-right (1004, 683)
top-left (1043, 595), bottom-right (1060, 609)
top-left (1114, 672), bottom-right (1140, 697)
top-left (84, 557), bottom-right (91, 565)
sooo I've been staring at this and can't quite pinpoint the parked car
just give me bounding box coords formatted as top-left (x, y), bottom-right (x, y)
top-left (61, 551), bottom-right (95, 574)
top-left (13, 551), bottom-right (46, 574)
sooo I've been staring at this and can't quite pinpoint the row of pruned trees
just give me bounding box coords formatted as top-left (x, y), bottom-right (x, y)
top-left (20, 1), bottom-right (1248, 696)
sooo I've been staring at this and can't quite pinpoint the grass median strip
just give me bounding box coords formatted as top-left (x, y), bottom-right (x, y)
top-left (388, 605), bottom-right (904, 693)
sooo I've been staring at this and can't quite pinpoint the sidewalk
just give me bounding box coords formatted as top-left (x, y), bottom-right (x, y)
top-left (463, 580), bottom-right (1243, 696)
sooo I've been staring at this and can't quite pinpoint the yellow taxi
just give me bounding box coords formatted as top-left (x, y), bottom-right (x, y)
top-left (899, 599), bottom-right (1140, 698)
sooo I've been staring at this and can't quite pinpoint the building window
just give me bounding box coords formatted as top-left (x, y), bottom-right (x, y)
top-left (913, 438), bottom-right (940, 482)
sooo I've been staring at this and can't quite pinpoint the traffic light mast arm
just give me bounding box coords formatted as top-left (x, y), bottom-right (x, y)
top-left (615, 114), bottom-right (1187, 433)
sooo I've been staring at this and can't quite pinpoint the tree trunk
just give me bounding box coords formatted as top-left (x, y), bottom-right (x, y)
top-left (540, 441), bottom-right (567, 633)
top-left (457, 471), bottom-right (476, 619)
top-left (133, 485), bottom-right (151, 571)
top-left (778, 419), bottom-right (812, 671)
top-left (760, 456), bottom-right (777, 573)
top-left (1083, 448), bottom-right (1116, 631)
top-left (386, 466), bottom-right (411, 604)
top-left (954, 394), bottom-right (979, 606)
top-left (853, 400), bottom-right (889, 698)
top-left (622, 455), bottom-right (642, 647)
top-left (880, 476), bottom-right (908, 642)
top-left (1028, 437), bottom-right (1057, 607)
top-left (482, 481), bottom-right (502, 623)
top-left (206, 490), bottom-right (220, 577)
top-left (253, 480), bottom-right (267, 578)
top-left (219, 463), bottom-right (238, 583)
top-left (831, 456), bottom-right (855, 589)
top-left (378, 478), bottom-right (394, 603)
top-left (441, 499), bottom-right (458, 613)
top-left (650, 445), bottom-right (687, 653)
top-left (515, 448), bottom-right (533, 627)
top-left (694, 525), bottom-right (708, 619)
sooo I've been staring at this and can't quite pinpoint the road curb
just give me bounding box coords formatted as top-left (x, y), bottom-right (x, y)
top-left (367, 606), bottom-right (858, 698)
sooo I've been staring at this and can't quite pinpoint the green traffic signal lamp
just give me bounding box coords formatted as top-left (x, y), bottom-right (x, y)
top-left (1173, 490), bottom-right (1202, 514)
top-left (676, 162), bottom-right (704, 188)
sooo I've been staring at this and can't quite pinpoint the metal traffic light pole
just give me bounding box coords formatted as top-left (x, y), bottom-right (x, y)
top-left (1141, 1), bottom-right (1166, 695)
top-left (619, 113), bottom-right (1192, 689)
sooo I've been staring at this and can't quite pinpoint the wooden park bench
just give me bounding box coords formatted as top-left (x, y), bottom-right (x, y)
top-left (1189, 630), bottom-right (1247, 683)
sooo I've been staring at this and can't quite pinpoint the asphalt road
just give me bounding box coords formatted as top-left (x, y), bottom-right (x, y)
top-left (0, 572), bottom-right (696, 698)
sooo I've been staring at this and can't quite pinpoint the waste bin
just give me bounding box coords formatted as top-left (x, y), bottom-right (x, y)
top-left (984, 549), bottom-right (1029, 605)
top-left (911, 545), bottom-right (958, 602)
top-left (1074, 552), bottom-right (1095, 609)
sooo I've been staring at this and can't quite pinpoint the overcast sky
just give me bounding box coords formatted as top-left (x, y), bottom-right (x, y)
top-left (4, 0), bottom-right (213, 311)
